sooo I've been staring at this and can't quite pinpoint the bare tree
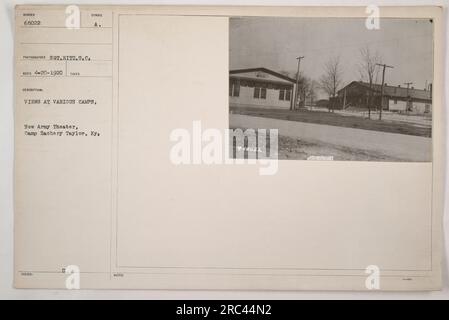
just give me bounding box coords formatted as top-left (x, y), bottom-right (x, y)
top-left (308, 79), bottom-right (319, 107)
top-left (279, 70), bottom-right (296, 79)
top-left (280, 71), bottom-right (316, 109)
top-left (298, 74), bottom-right (310, 108)
top-left (358, 47), bottom-right (382, 119)
top-left (320, 56), bottom-right (343, 112)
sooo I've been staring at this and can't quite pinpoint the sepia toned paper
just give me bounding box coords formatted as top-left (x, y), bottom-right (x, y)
top-left (14, 5), bottom-right (444, 290)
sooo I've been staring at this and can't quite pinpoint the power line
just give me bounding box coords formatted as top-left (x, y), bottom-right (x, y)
top-left (293, 56), bottom-right (304, 110)
top-left (404, 82), bottom-right (413, 112)
top-left (376, 63), bottom-right (394, 120)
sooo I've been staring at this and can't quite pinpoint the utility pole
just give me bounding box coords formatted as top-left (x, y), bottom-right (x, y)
top-left (376, 63), bottom-right (394, 120)
top-left (293, 56), bottom-right (304, 110)
top-left (404, 82), bottom-right (413, 112)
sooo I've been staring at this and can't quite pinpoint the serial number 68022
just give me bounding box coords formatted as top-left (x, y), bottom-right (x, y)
top-left (220, 304), bottom-right (271, 316)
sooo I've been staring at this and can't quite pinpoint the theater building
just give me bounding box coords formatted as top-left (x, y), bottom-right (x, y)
top-left (229, 67), bottom-right (296, 109)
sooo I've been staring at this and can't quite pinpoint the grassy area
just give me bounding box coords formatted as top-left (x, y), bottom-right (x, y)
top-left (230, 106), bottom-right (431, 137)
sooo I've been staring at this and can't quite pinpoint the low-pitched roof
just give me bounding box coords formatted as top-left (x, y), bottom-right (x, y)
top-left (341, 81), bottom-right (432, 101)
top-left (230, 67), bottom-right (296, 83)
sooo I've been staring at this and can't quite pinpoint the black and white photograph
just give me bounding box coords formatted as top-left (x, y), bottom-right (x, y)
top-left (229, 17), bottom-right (433, 162)
top-left (3, 2), bottom-right (447, 299)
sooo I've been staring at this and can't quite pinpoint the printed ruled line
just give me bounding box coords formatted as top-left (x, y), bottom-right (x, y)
top-left (20, 26), bottom-right (112, 29)
top-left (116, 265), bottom-right (433, 272)
top-left (20, 59), bottom-right (113, 62)
top-left (110, 12), bottom-right (115, 280)
top-left (20, 42), bottom-right (112, 45)
top-left (20, 75), bottom-right (112, 78)
top-left (16, 270), bottom-right (434, 278)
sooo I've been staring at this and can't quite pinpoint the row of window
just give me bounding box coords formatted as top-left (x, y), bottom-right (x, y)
top-left (230, 84), bottom-right (292, 101)
top-left (279, 89), bottom-right (291, 101)
top-left (253, 87), bottom-right (267, 99)
top-left (230, 83), bottom-right (240, 97)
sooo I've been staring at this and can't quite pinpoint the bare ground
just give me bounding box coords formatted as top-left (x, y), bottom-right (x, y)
top-left (230, 128), bottom-right (403, 161)
top-left (276, 135), bottom-right (401, 161)
top-left (230, 107), bottom-right (431, 138)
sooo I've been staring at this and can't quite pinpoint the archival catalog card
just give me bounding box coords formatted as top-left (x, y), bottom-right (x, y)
top-left (14, 5), bottom-right (444, 290)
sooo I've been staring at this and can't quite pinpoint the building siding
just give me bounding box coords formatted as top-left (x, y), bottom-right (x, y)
top-left (388, 99), bottom-right (408, 111)
top-left (338, 81), bottom-right (432, 113)
top-left (230, 85), bottom-right (292, 109)
top-left (229, 68), bottom-right (295, 109)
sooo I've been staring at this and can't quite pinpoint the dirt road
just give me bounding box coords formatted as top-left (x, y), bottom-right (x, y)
top-left (230, 107), bottom-right (431, 137)
top-left (230, 114), bottom-right (432, 162)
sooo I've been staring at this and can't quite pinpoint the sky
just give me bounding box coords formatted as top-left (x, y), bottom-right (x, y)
top-left (230, 17), bottom-right (433, 99)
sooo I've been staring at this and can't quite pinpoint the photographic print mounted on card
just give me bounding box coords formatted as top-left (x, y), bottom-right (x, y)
top-left (14, 5), bottom-right (443, 291)
top-left (229, 17), bottom-right (433, 162)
